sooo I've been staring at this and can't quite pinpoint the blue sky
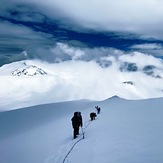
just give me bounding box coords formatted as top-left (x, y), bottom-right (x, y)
top-left (0, 0), bottom-right (163, 66)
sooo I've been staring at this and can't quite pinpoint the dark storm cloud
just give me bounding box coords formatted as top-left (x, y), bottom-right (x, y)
top-left (16, 0), bottom-right (163, 39)
top-left (0, 0), bottom-right (163, 66)
top-left (0, 18), bottom-right (56, 65)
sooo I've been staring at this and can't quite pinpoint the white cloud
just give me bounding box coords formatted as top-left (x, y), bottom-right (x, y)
top-left (51, 43), bottom-right (86, 61)
top-left (36, 42), bottom-right (163, 69)
top-left (119, 52), bottom-right (163, 69)
top-left (0, 50), bottom-right (163, 110)
top-left (48, 42), bottom-right (124, 63)
top-left (131, 43), bottom-right (163, 50)
top-left (20, 0), bottom-right (163, 39)
top-left (130, 43), bottom-right (163, 57)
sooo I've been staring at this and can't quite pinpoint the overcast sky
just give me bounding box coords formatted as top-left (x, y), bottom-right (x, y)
top-left (0, 0), bottom-right (163, 65)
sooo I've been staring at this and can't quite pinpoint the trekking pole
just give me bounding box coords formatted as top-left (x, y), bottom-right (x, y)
top-left (81, 127), bottom-right (84, 139)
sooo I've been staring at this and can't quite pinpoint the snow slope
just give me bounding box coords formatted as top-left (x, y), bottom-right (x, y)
top-left (0, 97), bottom-right (163, 163)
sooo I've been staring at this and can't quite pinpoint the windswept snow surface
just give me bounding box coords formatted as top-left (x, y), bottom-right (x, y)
top-left (0, 97), bottom-right (163, 163)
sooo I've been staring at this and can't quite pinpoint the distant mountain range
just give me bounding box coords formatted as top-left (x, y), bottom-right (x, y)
top-left (0, 56), bottom-right (162, 111)
top-left (9, 60), bottom-right (163, 79)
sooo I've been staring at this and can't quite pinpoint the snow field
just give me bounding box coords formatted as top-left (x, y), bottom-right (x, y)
top-left (0, 96), bottom-right (163, 163)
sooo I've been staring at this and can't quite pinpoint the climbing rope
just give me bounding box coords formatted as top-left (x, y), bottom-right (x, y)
top-left (62, 136), bottom-right (83, 163)
top-left (62, 120), bottom-right (91, 163)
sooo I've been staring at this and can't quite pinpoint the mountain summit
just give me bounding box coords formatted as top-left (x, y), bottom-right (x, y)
top-left (12, 65), bottom-right (47, 76)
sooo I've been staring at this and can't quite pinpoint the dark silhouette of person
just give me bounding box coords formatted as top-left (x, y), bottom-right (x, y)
top-left (95, 106), bottom-right (101, 114)
top-left (90, 112), bottom-right (97, 121)
top-left (78, 112), bottom-right (83, 128)
top-left (71, 112), bottom-right (81, 139)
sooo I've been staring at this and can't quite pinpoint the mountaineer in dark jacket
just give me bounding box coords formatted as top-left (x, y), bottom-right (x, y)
top-left (90, 112), bottom-right (97, 121)
top-left (71, 112), bottom-right (81, 139)
top-left (95, 106), bottom-right (101, 114)
top-left (78, 112), bottom-right (83, 128)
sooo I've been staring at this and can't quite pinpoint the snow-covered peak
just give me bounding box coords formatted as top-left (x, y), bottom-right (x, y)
top-left (11, 65), bottom-right (47, 76)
